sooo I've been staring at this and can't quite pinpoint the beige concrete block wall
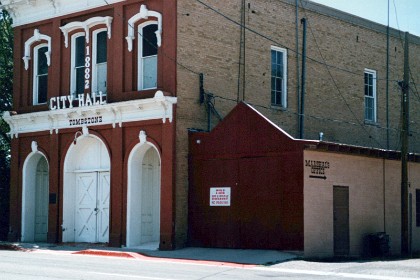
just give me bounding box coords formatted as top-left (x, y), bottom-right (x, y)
top-left (409, 162), bottom-right (420, 253)
top-left (303, 150), bottom-right (420, 257)
top-left (177, 0), bottom-right (420, 247)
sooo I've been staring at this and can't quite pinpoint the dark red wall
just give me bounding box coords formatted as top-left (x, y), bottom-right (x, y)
top-left (188, 102), bottom-right (304, 250)
top-left (8, 119), bottom-right (176, 249)
top-left (12, 0), bottom-right (177, 114)
top-left (8, 0), bottom-right (177, 249)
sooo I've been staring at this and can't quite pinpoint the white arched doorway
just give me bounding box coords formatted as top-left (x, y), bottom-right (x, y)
top-left (63, 134), bottom-right (110, 243)
top-left (127, 139), bottom-right (161, 248)
top-left (22, 151), bottom-right (49, 242)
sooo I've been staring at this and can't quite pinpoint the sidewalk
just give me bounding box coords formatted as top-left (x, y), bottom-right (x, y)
top-left (1, 242), bottom-right (301, 266)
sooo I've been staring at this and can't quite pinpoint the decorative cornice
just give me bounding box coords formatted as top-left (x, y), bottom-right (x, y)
top-left (60, 16), bottom-right (113, 47)
top-left (22, 29), bottom-right (51, 70)
top-left (126, 4), bottom-right (162, 52)
top-left (3, 91), bottom-right (177, 138)
top-left (1, 0), bottom-right (124, 27)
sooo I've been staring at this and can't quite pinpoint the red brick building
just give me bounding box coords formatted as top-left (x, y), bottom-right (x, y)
top-left (2, 0), bottom-right (177, 249)
top-left (2, 0), bottom-right (420, 256)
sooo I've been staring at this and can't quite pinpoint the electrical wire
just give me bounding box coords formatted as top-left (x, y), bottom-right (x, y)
top-left (299, 1), bottom-right (384, 148)
top-left (391, 0), bottom-right (420, 103)
top-left (102, 0), bottom-right (201, 77)
top-left (99, 0), bottom-right (420, 147)
top-left (194, 0), bottom-right (404, 84)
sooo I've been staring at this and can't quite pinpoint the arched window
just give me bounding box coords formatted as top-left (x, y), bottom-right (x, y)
top-left (138, 22), bottom-right (158, 90)
top-left (33, 44), bottom-right (49, 105)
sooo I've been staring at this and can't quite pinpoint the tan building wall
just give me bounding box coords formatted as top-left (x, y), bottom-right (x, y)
top-left (304, 149), bottom-right (420, 258)
top-left (176, 0), bottom-right (420, 247)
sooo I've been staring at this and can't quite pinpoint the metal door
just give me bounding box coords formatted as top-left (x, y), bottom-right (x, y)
top-left (333, 186), bottom-right (350, 256)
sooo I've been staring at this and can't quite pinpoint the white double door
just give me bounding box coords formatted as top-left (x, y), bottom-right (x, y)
top-left (75, 171), bottom-right (110, 243)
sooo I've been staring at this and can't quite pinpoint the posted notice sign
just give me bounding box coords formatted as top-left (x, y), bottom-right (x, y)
top-left (210, 187), bottom-right (231, 206)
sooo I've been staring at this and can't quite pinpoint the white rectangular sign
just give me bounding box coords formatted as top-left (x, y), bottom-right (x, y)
top-left (210, 187), bottom-right (231, 206)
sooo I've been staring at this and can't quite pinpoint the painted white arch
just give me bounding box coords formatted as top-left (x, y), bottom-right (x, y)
top-left (62, 133), bottom-right (110, 243)
top-left (126, 4), bottom-right (162, 52)
top-left (126, 137), bottom-right (161, 248)
top-left (22, 29), bottom-right (51, 70)
top-left (21, 150), bottom-right (49, 242)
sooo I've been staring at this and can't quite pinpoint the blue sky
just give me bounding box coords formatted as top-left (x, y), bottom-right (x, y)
top-left (310, 0), bottom-right (420, 36)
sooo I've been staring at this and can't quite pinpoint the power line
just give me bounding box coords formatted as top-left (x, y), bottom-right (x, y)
top-left (194, 0), bottom-right (403, 84)
top-left (299, 1), bottom-right (384, 148)
top-left (102, 0), bottom-right (201, 77)
top-left (212, 92), bottom-right (403, 135)
top-left (391, 0), bottom-right (420, 103)
top-left (99, 0), bottom-right (420, 146)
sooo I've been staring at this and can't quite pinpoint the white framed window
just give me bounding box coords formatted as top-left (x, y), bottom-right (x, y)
top-left (271, 46), bottom-right (287, 108)
top-left (69, 29), bottom-right (109, 98)
top-left (33, 43), bottom-right (49, 105)
top-left (138, 22), bottom-right (158, 91)
top-left (364, 69), bottom-right (377, 122)
top-left (92, 28), bottom-right (108, 95)
top-left (70, 32), bottom-right (86, 97)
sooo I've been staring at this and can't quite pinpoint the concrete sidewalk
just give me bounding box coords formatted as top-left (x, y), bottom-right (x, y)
top-left (2, 242), bottom-right (301, 265)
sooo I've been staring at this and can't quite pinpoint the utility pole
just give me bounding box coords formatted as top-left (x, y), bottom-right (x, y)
top-left (400, 32), bottom-right (410, 256)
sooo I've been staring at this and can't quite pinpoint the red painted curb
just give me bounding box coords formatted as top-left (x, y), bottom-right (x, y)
top-left (72, 250), bottom-right (257, 268)
top-left (73, 250), bottom-right (137, 258)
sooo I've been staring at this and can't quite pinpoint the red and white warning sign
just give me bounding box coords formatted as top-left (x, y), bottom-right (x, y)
top-left (210, 187), bottom-right (231, 206)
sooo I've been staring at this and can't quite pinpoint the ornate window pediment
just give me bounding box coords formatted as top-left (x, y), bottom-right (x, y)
top-left (60, 16), bottom-right (113, 48)
top-left (22, 29), bottom-right (51, 70)
top-left (126, 4), bottom-right (162, 52)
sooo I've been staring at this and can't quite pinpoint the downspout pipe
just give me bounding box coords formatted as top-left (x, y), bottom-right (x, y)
top-left (299, 18), bottom-right (307, 139)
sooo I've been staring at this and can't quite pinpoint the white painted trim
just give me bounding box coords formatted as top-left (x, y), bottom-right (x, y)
top-left (70, 32), bottom-right (85, 97)
top-left (62, 134), bottom-right (110, 242)
top-left (23, 29), bottom-right (51, 71)
top-left (91, 28), bottom-right (107, 94)
top-left (2, 0), bottom-right (123, 27)
top-left (126, 4), bottom-right (162, 52)
top-left (21, 150), bottom-right (49, 242)
top-left (126, 135), bottom-right (161, 248)
top-left (271, 45), bottom-right (288, 108)
top-left (3, 91), bottom-right (177, 138)
top-left (364, 68), bottom-right (377, 123)
top-left (60, 16), bottom-right (113, 48)
top-left (137, 21), bottom-right (158, 91)
top-left (33, 43), bottom-right (49, 105)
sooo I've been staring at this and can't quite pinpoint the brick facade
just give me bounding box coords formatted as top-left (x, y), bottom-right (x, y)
top-left (175, 0), bottom-right (420, 245)
top-left (3, 0), bottom-right (420, 248)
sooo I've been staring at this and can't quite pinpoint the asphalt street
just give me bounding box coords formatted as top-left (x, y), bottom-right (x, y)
top-left (1, 246), bottom-right (420, 280)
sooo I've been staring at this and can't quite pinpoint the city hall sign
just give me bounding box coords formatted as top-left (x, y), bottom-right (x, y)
top-left (49, 92), bottom-right (106, 110)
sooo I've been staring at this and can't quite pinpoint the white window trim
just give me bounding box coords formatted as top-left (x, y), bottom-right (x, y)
top-left (70, 32), bottom-right (85, 97)
top-left (33, 43), bottom-right (48, 105)
top-left (92, 28), bottom-right (107, 95)
top-left (60, 16), bottom-right (113, 48)
top-left (126, 4), bottom-right (162, 52)
top-left (271, 46), bottom-right (288, 108)
top-left (23, 29), bottom-right (51, 71)
top-left (138, 21), bottom-right (158, 91)
top-left (364, 68), bottom-right (377, 123)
